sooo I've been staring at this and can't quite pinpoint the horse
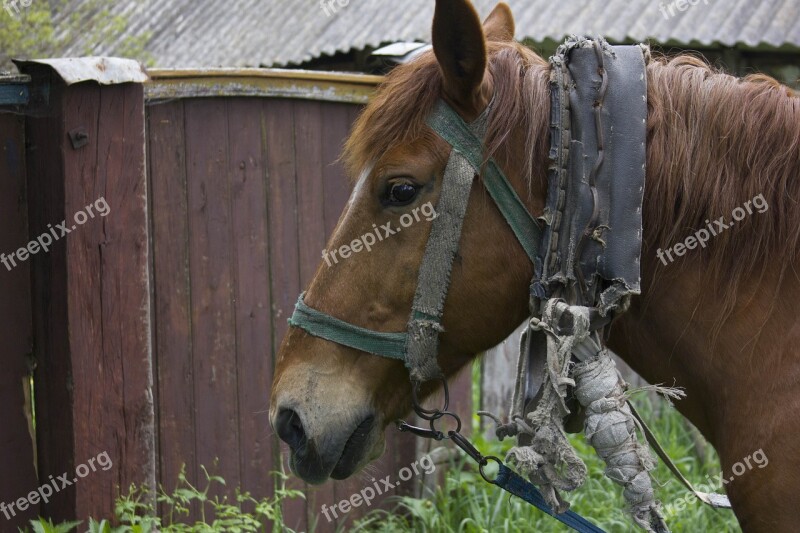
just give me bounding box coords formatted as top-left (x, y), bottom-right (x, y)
top-left (269, 1), bottom-right (800, 530)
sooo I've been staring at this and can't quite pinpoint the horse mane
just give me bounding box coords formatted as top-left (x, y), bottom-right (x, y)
top-left (343, 40), bottom-right (800, 323)
top-left (644, 54), bottom-right (800, 294)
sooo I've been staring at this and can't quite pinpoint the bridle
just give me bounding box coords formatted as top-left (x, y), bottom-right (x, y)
top-left (289, 97), bottom-right (541, 382)
top-left (286, 37), bottom-right (674, 533)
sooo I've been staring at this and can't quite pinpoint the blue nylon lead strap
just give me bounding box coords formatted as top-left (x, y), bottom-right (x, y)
top-left (494, 464), bottom-right (606, 533)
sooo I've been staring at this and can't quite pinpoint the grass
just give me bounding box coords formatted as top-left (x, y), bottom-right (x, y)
top-left (348, 362), bottom-right (740, 533)
top-left (23, 363), bottom-right (740, 532)
top-left (21, 465), bottom-right (303, 533)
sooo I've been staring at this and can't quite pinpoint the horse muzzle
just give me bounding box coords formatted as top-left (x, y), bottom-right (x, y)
top-left (272, 403), bottom-right (381, 484)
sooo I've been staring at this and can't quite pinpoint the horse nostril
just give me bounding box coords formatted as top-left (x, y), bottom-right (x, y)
top-left (276, 408), bottom-right (307, 451)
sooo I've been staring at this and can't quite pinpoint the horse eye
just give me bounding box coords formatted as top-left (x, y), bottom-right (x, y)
top-left (387, 183), bottom-right (419, 205)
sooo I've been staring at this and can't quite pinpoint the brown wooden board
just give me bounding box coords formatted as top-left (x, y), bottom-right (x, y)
top-left (292, 99), bottom-right (338, 533)
top-left (184, 99), bottom-right (241, 501)
top-left (321, 103), bottom-right (353, 239)
top-left (26, 75), bottom-right (74, 523)
top-left (147, 101), bottom-right (197, 504)
top-left (60, 83), bottom-right (108, 519)
top-left (61, 81), bottom-right (153, 520)
top-left (0, 112), bottom-right (39, 530)
top-left (226, 99), bottom-right (274, 504)
top-left (262, 98), bottom-right (307, 532)
top-left (26, 75), bottom-right (154, 522)
top-left (91, 81), bottom-right (154, 512)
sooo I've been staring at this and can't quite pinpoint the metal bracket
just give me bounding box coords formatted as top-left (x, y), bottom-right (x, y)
top-left (68, 127), bottom-right (89, 149)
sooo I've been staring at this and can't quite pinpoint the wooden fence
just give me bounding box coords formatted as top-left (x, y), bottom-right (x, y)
top-left (0, 62), bottom-right (477, 532)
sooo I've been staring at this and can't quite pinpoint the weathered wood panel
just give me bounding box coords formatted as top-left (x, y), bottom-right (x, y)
top-left (95, 80), bottom-right (155, 512)
top-left (147, 100), bottom-right (196, 502)
top-left (0, 112), bottom-right (39, 530)
top-left (184, 99), bottom-right (241, 500)
top-left (25, 74), bottom-right (153, 522)
top-left (146, 94), bottom-right (461, 530)
top-left (25, 75), bottom-right (74, 522)
top-left (227, 99), bottom-right (275, 507)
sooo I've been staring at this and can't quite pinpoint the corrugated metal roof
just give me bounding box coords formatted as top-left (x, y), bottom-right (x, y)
top-left (55, 0), bottom-right (800, 68)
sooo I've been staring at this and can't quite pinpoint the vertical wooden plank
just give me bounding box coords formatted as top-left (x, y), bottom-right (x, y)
top-left (26, 75), bottom-right (74, 522)
top-left (263, 98), bottom-right (307, 532)
top-left (60, 83), bottom-right (108, 518)
top-left (147, 101), bottom-right (197, 502)
top-left (295, 100), bottom-right (327, 285)
top-left (0, 112), bottom-right (39, 529)
top-left (226, 99), bottom-right (274, 503)
top-left (481, 322), bottom-right (525, 434)
top-left (292, 99), bottom-right (338, 533)
top-left (321, 103), bottom-right (354, 241)
top-left (25, 73), bottom-right (154, 522)
top-left (184, 99), bottom-right (241, 500)
top-left (98, 81), bottom-right (154, 509)
top-left (63, 82), bottom-right (154, 518)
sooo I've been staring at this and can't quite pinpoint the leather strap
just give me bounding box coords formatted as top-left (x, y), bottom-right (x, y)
top-left (628, 402), bottom-right (732, 509)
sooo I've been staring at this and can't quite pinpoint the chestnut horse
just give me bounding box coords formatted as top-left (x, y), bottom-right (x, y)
top-left (270, 1), bottom-right (800, 530)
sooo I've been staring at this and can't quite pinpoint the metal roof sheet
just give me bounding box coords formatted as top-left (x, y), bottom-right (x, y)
top-left (54, 0), bottom-right (800, 68)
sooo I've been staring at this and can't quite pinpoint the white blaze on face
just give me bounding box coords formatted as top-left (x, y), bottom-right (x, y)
top-left (350, 163), bottom-right (373, 204)
top-left (328, 163), bottom-right (374, 245)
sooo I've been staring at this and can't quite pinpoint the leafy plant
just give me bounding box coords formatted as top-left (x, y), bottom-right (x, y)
top-left (24, 518), bottom-right (82, 533)
top-left (21, 464), bottom-right (304, 533)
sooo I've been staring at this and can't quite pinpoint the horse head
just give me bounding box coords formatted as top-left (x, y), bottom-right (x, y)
top-left (269, 0), bottom-right (549, 484)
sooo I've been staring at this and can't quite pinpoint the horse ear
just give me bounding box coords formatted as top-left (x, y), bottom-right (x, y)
top-left (432, 0), bottom-right (487, 110)
top-left (483, 2), bottom-right (515, 42)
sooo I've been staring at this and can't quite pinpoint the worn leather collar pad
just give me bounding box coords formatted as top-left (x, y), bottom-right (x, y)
top-left (537, 38), bottom-right (647, 314)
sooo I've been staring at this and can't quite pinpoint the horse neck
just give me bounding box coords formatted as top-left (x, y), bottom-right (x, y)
top-left (608, 62), bottom-right (800, 452)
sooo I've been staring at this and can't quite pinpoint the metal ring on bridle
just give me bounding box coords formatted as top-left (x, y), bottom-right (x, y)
top-left (428, 411), bottom-right (461, 437)
top-left (479, 456), bottom-right (503, 484)
top-left (411, 376), bottom-right (449, 420)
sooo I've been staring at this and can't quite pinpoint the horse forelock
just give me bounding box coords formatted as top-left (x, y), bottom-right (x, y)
top-left (342, 41), bottom-right (551, 191)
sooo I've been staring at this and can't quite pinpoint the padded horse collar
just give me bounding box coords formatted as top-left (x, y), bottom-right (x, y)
top-left (536, 37), bottom-right (647, 312)
top-left (289, 37), bottom-right (648, 388)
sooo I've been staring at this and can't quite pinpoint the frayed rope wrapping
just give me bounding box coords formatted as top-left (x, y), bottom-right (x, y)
top-left (491, 302), bottom-right (677, 532)
top-left (573, 349), bottom-right (670, 533)
top-left (504, 302), bottom-right (590, 513)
